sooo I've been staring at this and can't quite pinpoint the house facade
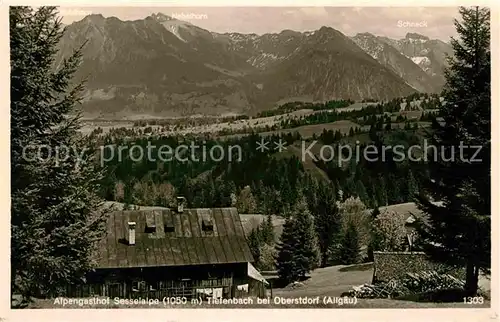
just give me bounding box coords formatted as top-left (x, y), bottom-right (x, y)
top-left (66, 198), bottom-right (268, 299)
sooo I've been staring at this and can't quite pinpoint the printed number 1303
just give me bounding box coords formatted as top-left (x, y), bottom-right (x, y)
top-left (463, 297), bottom-right (484, 304)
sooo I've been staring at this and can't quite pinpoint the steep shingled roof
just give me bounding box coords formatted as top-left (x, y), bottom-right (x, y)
top-left (96, 208), bottom-right (254, 269)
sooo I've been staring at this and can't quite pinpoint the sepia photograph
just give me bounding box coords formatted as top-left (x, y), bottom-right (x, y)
top-left (7, 2), bottom-right (495, 318)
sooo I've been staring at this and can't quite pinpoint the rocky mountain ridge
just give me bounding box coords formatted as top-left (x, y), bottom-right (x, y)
top-left (58, 13), bottom-right (451, 118)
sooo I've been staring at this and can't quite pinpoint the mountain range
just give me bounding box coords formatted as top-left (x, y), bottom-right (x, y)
top-left (57, 13), bottom-right (453, 118)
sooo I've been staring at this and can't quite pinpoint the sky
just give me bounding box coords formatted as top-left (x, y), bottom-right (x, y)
top-left (58, 6), bottom-right (460, 41)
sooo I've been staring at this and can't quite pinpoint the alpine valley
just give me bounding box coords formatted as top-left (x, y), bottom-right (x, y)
top-left (57, 13), bottom-right (453, 118)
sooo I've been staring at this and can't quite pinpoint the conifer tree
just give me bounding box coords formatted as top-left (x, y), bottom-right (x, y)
top-left (416, 6), bottom-right (490, 296)
top-left (367, 206), bottom-right (381, 261)
top-left (275, 195), bottom-right (320, 283)
top-left (10, 7), bottom-right (107, 302)
top-left (384, 119), bottom-right (392, 131)
top-left (355, 180), bottom-right (369, 205)
top-left (377, 177), bottom-right (388, 206)
top-left (293, 195), bottom-right (321, 270)
top-left (313, 184), bottom-right (341, 266)
top-left (259, 213), bottom-right (275, 245)
top-left (275, 217), bottom-right (298, 283)
top-left (338, 221), bottom-right (361, 265)
top-left (406, 169), bottom-right (419, 201)
top-left (247, 227), bottom-right (262, 266)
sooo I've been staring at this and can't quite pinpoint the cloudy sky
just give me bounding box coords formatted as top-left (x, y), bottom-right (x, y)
top-left (59, 7), bottom-right (460, 41)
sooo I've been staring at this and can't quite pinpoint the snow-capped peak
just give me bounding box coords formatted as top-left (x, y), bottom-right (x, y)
top-left (154, 15), bottom-right (194, 42)
top-left (151, 12), bottom-right (174, 22)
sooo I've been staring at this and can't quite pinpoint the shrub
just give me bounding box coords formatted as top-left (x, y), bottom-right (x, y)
top-left (372, 210), bottom-right (408, 251)
top-left (347, 270), bottom-right (468, 300)
top-left (337, 197), bottom-right (371, 246)
top-left (401, 271), bottom-right (465, 294)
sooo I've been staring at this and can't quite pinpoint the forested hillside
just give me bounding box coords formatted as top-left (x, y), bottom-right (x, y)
top-left (92, 94), bottom-right (441, 213)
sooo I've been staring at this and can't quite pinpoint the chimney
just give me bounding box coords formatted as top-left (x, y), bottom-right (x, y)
top-left (177, 196), bottom-right (186, 213)
top-left (128, 222), bottom-right (136, 245)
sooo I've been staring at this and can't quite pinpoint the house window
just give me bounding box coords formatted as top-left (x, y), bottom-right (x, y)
top-left (202, 219), bottom-right (214, 232)
top-left (145, 213), bottom-right (156, 233)
top-left (132, 281), bottom-right (147, 292)
top-left (165, 224), bottom-right (175, 232)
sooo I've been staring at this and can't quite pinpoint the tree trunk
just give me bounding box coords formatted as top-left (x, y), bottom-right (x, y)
top-left (321, 251), bottom-right (329, 267)
top-left (464, 261), bottom-right (479, 296)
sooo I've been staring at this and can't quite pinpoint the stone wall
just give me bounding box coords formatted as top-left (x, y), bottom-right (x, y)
top-left (372, 251), bottom-right (465, 283)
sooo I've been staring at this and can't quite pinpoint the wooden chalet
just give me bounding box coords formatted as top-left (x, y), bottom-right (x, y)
top-left (67, 198), bottom-right (268, 299)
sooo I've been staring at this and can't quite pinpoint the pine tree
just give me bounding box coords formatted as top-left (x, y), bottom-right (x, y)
top-left (293, 195), bottom-right (321, 271)
top-left (377, 176), bottom-right (388, 206)
top-left (10, 7), bottom-right (107, 302)
top-left (275, 217), bottom-right (298, 283)
top-left (247, 227), bottom-right (262, 266)
top-left (416, 6), bottom-right (490, 296)
top-left (313, 185), bottom-right (341, 266)
top-left (355, 180), bottom-right (369, 204)
top-left (304, 175), bottom-right (319, 211)
top-left (369, 123), bottom-right (378, 141)
top-left (338, 221), bottom-right (361, 265)
top-left (377, 117), bottom-right (384, 130)
top-left (259, 213), bottom-right (275, 245)
top-left (387, 175), bottom-right (403, 204)
top-left (406, 169), bottom-right (419, 201)
top-left (384, 119), bottom-right (392, 131)
top-left (275, 195), bottom-right (320, 283)
top-left (368, 205), bottom-right (382, 261)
